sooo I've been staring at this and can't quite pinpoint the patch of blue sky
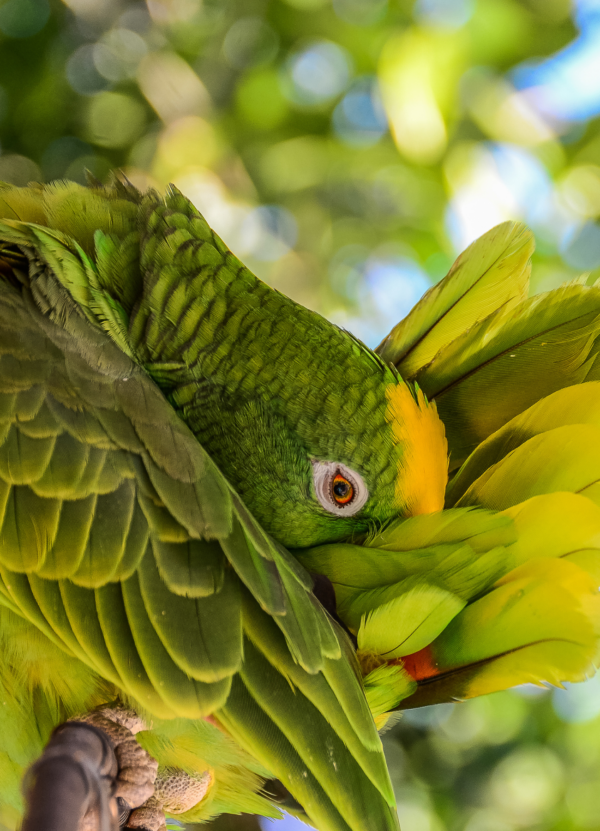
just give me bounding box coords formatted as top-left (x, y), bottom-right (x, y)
top-left (552, 673), bottom-right (600, 723)
top-left (362, 255), bottom-right (430, 328)
top-left (240, 205), bottom-right (298, 261)
top-left (487, 143), bottom-right (588, 259)
top-left (329, 252), bottom-right (430, 348)
top-left (560, 220), bottom-right (600, 269)
top-left (284, 40), bottom-right (353, 107)
top-left (260, 813), bottom-right (310, 830)
top-left (512, 0), bottom-right (600, 122)
top-left (490, 143), bottom-right (553, 224)
top-left (444, 142), bottom-right (577, 254)
top-left (332, 77), bottom-right (388, 147)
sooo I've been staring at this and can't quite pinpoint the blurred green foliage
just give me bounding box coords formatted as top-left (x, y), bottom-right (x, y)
top-left (2, 1), bottom-right (600, 829)
top-left (1, 0), bottom-right (597, 348)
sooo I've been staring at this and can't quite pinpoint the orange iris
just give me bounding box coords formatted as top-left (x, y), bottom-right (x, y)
top-left (332, 473), bottom-right (354, 505)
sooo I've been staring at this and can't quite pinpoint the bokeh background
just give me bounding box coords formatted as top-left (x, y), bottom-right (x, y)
top-left (2, 0), bottom-right (600, 829)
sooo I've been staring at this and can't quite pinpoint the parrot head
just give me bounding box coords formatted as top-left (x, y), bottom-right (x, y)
top-left (192, 345), bottom-right (449, 550)
top-left (295, 376), bottom-right (450, 548)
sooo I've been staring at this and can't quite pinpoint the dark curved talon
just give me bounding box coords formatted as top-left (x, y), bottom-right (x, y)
top-left (262, 778), bottom-right (308, 816)
top-left (21, 721), bottom-right (119, 831)
top-left (117, 796), bottom-right (133, 829)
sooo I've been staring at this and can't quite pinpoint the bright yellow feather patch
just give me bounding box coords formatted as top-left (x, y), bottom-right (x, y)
top-left (385, 382), bottom-right (448, 516)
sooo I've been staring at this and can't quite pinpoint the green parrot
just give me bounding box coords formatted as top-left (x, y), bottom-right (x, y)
top-left (0, 178), bottom-right (448, 831)
top-left (3, 179), bottom-right (600, 831)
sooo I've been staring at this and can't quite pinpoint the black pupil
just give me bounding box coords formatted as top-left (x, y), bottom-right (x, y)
top-left (333, 480), bottom-right (350, 498)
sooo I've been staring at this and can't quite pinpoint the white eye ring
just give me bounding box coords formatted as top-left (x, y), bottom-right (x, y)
top-left (311, 460), bottom-right (369, 517)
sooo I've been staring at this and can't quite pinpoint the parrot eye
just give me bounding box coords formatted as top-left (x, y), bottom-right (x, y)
top-left (311, 460), bottom-right (368, 517)
top-left (332, 473), bottom-right (353, 504)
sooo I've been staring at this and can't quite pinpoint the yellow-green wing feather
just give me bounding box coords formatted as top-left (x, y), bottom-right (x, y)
top-left (376, 221), bottom-right (533, 376)
top-left (447, 381), bottom-right (600, 505)
top-left (416, 282), bottom-right (600, 468)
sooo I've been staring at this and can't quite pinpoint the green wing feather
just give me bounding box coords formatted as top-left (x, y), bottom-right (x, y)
top-left (376, 221), bottom-right (600, 470)
top-left (417, 283), bottom-right (600, 468)
top-left (401, 557), bottom-right (600, 708)
top-left (301, 491), bottom-right (600, 713)
top-left (357, 586), bottom-right (466, 659)
top-left (456, 424), bottom-right (600, 511)
top-left (447, 381), bottom-right (600, 505)
top-left (0, 181), bottom-right (397, 830)
top-left (221, 641), bottom-right (398, 831)
top-left (299, 508), bottom-right (515, 632)
top-left (376, 221), bottom-right (533, 377)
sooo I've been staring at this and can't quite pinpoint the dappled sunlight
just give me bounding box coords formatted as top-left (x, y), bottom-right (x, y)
top-left (24, 0), bottom-right (594, 336)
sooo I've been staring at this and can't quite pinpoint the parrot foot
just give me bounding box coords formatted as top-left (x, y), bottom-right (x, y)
top-left (126, 768), bottom-right (214, 830)
top-left (83, 708), bottom-right (213, 830)
top-left (22, 704), bottom-right (212, 831)
top-left (78, 706), bottom-right (158, 824)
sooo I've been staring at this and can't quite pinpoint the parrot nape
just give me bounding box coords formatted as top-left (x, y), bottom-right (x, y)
top-left (0, 177), bottom-right (448, 831)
